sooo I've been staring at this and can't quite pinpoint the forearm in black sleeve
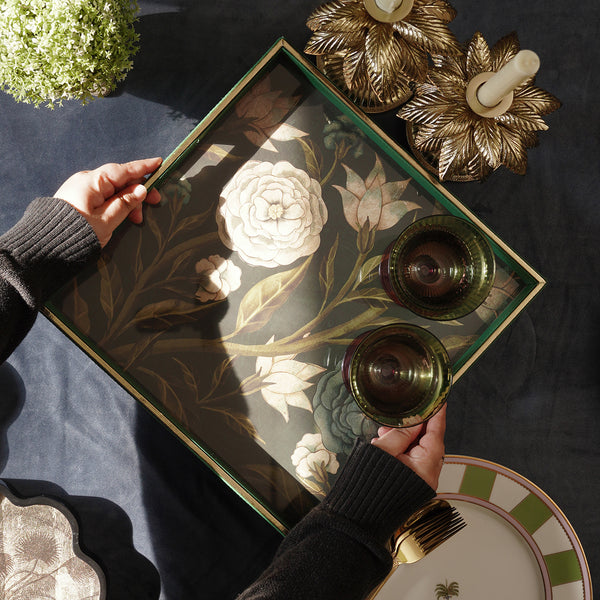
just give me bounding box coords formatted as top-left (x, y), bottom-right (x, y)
top-left (0, 197), bottom-right (100, 364)
top-left (238, 440), bottom-right (436, 600)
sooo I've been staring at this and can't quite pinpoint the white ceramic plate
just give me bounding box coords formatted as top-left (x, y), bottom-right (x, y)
top-left (373, 456), bottom-right (592, 600)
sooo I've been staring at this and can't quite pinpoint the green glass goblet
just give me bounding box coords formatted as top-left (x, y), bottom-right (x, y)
top-left (342, 324), bottom-right (452, 428)
top-left (380, 215), bottom-right (496, 321)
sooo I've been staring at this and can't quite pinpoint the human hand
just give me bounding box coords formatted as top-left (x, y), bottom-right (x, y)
top-left (371, 405), bottom-right (446, 490)
top-left (54, 157), bottom-right (163, 248)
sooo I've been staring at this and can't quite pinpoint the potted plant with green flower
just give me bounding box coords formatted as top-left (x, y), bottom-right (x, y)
top-left (0, 0), bottom-right (140, 108)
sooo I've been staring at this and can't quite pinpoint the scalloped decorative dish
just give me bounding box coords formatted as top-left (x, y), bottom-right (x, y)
top-left (0, 483), bottom-right (105, 599)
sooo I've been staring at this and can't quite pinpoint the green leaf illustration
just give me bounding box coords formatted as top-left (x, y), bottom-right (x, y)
top-left (319, 234), bottom-right (339, 303)
top-left (441, 334), bottom-right (479, 354)
top-left (145, 205), bottom-right (163, 248)
top-left (172, 207), bottom-right (213, 237)
top-left (68, 279), bottom-right (91, 335)
top-left (98, 256), bottom-right (122, 322)
top-left (296, 137), bottom-right (323, 180)
top-left (132, 299), bottom-right (212, 330)
top-left (353, 253), bottom-right (383, 289)
top-left (234, 256), bottom-right (312, 335)
top-left (166, 248), bottom-right (194, 280)
top-left (341, 287), bottom-right (391, 304)
top-left (138, 366), bottom-right (186, 422)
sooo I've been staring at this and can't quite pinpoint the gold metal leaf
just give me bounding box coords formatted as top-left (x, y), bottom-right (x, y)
top-left (465, 32), bottom-right (492, 79)
top-left (499, 126), bottom-right (528, 174)
top-left (427, 69), bottom-right (466, 101)
top-left (513, 85), bottom-right (562, 115)
top-left (306, 0), bottom-right (362, 30)
top-left (412, 0), bottom-right (457, 22)
top-left (305, 29), bottom-right (364, 55)
top-left (401, 13), bottom-right (461, 55)
top-left (490, 31), bottom-right (520, 72)
top-left (496, 104), bottom-right (549, 132)
top-left (309, 12), bottom-right (370, 34)
top-left (343, 47), bottom-right (368, 89)
top-left (365, 24), bottom-right (405, 99)
top-left (473, 118), bottom-right (502, 168)
top-left (395, 36), bottom-right (429, 82)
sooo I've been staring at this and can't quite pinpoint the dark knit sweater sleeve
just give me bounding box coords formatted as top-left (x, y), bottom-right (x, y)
top-left (238, 440), bottom-right (435, 600)
top-left (0, 198), bottom-right (100, 364)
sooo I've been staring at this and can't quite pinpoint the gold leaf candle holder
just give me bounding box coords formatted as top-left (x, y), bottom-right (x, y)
top-left (398, 32), bottom-right (561, 181)
top-left (305, 0), bottom-right (461, 113)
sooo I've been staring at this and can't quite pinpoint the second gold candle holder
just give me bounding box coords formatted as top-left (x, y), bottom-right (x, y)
top-left (397, 32), bottom-right (561, 182)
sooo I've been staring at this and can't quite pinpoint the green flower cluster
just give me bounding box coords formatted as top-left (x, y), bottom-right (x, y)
top-left (0, 0), bottom-right (139, 107)
top-left (313, 367), bottom-right (378, 456)
top-left (322, 115), bottom-right (366, 159)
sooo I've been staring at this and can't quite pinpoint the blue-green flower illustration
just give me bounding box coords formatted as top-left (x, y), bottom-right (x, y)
top-left (323, 115), bottom-right (366, 159)
top-left (313, 367), bottom-right (378, 455)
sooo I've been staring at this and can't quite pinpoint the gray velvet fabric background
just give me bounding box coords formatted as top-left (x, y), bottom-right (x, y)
top-left (0, 0), bottom-right (598, 598)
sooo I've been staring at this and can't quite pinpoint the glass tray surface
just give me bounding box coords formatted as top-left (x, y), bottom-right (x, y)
top-left (45, 39), bottom-right (545, 532)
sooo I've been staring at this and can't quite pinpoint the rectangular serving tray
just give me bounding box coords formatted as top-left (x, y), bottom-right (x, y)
top-left (44, 38), bottom-right (544, 533)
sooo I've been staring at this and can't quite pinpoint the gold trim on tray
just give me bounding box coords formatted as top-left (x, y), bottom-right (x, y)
top-left (44, 37), bottom-right (545, 534)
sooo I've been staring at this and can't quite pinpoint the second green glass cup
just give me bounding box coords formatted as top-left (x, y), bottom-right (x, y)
top-left (342, 324), bottom-right (452, 428)
top-left (380, 215), bottom-right (496, 321)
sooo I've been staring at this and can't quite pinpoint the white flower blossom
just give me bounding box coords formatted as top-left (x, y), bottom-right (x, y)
top-left (216, 161), bottom-right (327, 268)
top-left (291, 433), bottom-right (339, 480)
top-left (195, 255), bottom-right (242, 302)
top-left (256, 338), bottom-right (326, 422)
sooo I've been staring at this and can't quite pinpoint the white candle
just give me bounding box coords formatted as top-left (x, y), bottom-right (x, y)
top-left (477, 50), bottom-right (540, 108)
top-left (375, 0), bottom-right (404, 13)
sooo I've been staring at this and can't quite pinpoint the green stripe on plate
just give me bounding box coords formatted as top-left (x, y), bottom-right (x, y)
top-left (459, 464), bottom-right (496, 500)
top-left (510, 493), bottom-right (553, 534)
top-left (544, 549), bottom-right (582, 586)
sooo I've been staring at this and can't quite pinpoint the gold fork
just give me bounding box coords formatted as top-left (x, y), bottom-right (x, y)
top-left (392, 498), bottom-right (466, 565)
top-left (367, 499), bottom-right (466, 599)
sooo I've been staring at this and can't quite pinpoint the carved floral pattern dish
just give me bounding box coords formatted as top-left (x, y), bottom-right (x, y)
top-left (0, 483), bottom-right (105, 600)
top-left (45, 39), bottom-right (544, 532)
top-left (372, 456), bottom-right (592, 600)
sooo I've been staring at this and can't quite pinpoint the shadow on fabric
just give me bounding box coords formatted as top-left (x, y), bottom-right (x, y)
top-left (0, 363), bottom-right (26, 471)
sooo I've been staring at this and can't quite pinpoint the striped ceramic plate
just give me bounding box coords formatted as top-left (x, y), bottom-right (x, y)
top-left (374, 455), bottom-right (592, 600)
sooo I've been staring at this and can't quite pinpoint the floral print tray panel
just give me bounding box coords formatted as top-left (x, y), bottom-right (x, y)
top-left (45, 40), bottom-right (544, 532)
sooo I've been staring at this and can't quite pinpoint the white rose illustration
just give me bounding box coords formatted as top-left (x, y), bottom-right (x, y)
top-left (216, 160), bottom-right (328, 268)
top-left (195, 255), bottom-right (242, 302)
top-left (292, 432), bottom-right (339, 480)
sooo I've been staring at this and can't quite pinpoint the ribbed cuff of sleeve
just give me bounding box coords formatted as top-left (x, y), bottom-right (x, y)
top-left (319, 439), bottom-right (436, 546)
top-left (0, 198), bottom-right (100, 307)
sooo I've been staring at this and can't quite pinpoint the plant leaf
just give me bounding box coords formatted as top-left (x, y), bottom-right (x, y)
top-left (342, 287), bottom-right (391, 303)
top-left (235, 257), bottom-right (312, 335)
top-left (97, 256), bottom-right (120, 322)
top-left (353, 254), bottom-right (383, 289)
top-left (133, 299), bottom-right (204, 330)
top-left (319, 234), bottom-right (339, 302)
top-left (69, 279), bottom-right (91, 335)
top-left (296, 137), bottom-right (323, 180)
